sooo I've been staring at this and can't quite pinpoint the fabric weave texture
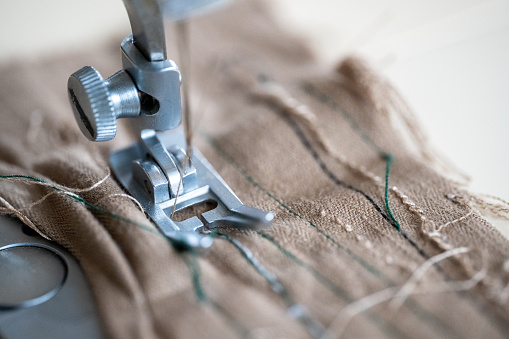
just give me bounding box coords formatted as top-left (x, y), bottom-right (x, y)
top-left (0, 1), bottom-right (508, 338)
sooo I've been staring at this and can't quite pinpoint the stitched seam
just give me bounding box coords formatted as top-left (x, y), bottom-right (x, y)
top-left (215, 231), bottom-right (328, 338)
top-left (202, 135), bottom-right (456, 338)
top-left (257, 231), bottom-right (408, 339)
top-left (280, 113), bottom-right (428, 259)
top-left (183, 252), bottom-right (249, 337)
top-left (202, 135), bottom-right (382, 278)
top-left (0, 174), bottom-right (246, 337)
top-left (301, 84), bottom-right (509, 336)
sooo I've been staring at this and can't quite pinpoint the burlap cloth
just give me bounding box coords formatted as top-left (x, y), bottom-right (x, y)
top-left (1, 1), bottom-right (508, 338)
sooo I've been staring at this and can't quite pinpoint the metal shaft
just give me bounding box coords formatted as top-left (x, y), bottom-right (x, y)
top-left (123, 0), bottom-right (167, 62)
top-left (176, 20), bottom-right (193, 161)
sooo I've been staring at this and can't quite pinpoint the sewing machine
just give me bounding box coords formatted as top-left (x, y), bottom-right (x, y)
top-left (68, 0), bottom-right (273, 250)
top-left (0, 1), bottom-right (273, 337)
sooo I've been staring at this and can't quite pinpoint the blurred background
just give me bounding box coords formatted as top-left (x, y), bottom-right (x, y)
top-left (0, 0), bottom-right (508, 232)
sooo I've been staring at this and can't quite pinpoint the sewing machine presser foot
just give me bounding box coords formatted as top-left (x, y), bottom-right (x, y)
top-left (110, 128), bottom-right (273, 250)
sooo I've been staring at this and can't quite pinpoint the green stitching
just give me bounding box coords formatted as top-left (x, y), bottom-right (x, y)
top-left (184, 252), bottom-right (207, 302)
top-left (183, 252), bottom-right (249, 338)
top-left (202, 135), bottom-right (455, 338)
top-left (214, 231), bottom-right (329, 338)
top-left (384, 154), bottom-right (401, 231)
top-left (202, 134), bottom-right (384, 280)
top-left (302, 83), bottom-right (404, 233)
top-left (257, 231), bottom-right (350, 299)
top-left (256, 231), bottom-right (408, 339)
top-left (0, 174), bottom-right (247, 337)
top-left (0, 174), bottom-right (161, 237)
top-left (302, 83), bottom-right (385, 157)
top-left (214, 231), bottom-right (294, 304)
top-left (300, 84), bottom-right (461, 337)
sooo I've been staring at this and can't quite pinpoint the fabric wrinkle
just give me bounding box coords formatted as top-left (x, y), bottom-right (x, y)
top-left (0, 1), bottom-right (508, 338)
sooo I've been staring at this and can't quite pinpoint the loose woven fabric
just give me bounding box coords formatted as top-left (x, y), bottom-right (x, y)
top-left (1, 1), bottom-right (509, 338)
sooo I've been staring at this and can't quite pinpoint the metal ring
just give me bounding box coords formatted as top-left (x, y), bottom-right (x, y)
top-left (0, 243), bottom-right (69, 311)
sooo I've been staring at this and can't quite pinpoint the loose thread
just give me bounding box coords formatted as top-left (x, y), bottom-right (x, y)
top-left (244, 73), bottom-right (407, 237)
top-left (0, 167), bottom-right (457, 336)
top-left (0, 195), bottom-right (50, 239)
top-left (203, 132), bottom-right (464, 338)
top-left (301, 82), bottom-right (500, 323)
top-left (470, 194), bottom-right (509, 220)
top-left (325, 246), bottom-right (482, 339)
top-left (96, 193), bottom-right (145, 213)
top-left (18, 191), bottom-right (59, 211)
top-left (0, 176), bottom-right (223, 253)
top-left (384, 154), bottom-right (401, 232)
top-left (0, 170), bottom-right (110, 193)
top-left (388, 247), bottom-right (470, 311)
top-left (256, 231), bottom-right (407, 339)
top-left (429, 210), bottom-right (474, 238)
top-left (0, 174), bottom-right (160, 239)
top-left (202, 133), bottom-right (383, 278)
top-left (0, 174), bottom-right (248, 337)
top-left (210, 71), bottom-right (490, 335)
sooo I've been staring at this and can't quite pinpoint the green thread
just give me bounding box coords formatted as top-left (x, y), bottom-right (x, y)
top-left (0, 174), bottom-right (45, 183)
top-left (384, 154), bottom-right (401, 231)
top-left (202, 134), bottom-right (384, 279)
top-left (214, 231), bottom-right (330, 338)
top-left (257, 231), bottom-right (351, 300)
top-left (214, 231), bottom-right (294, 304)
top-left (0, 174), bottom-right (250, 337)
top-left (0, 174), bottom-right (162, 238)
top-left (203, 135), bottom-right (456, 338)
top-left (0, 139), bottom-right (452, 337)
top-left (209, 300), bottom-right (250, 339)
top-left (256, 231), bottom-right (409, 339)
top-left (0, 176), bottom-right (217, 306)
top-left (0, 172), bottom-right (455, 337)
top-left (302, 84), bottom-right (404, 232)
top-left (184, 252), bottom-right (207, 302)
top-left (302, 83), bottom-right (386, 157)
top-left (183, 251), bottom-right (249, 338)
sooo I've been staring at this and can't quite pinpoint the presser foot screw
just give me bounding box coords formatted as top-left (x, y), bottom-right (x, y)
top-left (68, 66), bottom-right (141, 141)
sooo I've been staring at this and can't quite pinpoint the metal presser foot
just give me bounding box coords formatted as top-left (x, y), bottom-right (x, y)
top-left (66, 0), bottom-right (273, 251)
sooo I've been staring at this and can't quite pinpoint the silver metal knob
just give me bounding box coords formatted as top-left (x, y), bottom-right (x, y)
top-left (68, 66), bottom-right (141, 141)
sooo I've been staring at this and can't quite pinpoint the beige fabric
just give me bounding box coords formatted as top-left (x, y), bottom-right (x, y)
top-left (1, 1), bottom-right (509, 338)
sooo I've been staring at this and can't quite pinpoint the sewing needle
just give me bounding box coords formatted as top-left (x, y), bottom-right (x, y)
top-left (176, 19), bottom-right (192, 164)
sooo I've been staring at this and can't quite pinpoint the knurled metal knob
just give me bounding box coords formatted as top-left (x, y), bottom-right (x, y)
top-left (68, 66), bottom-right (141, 141)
